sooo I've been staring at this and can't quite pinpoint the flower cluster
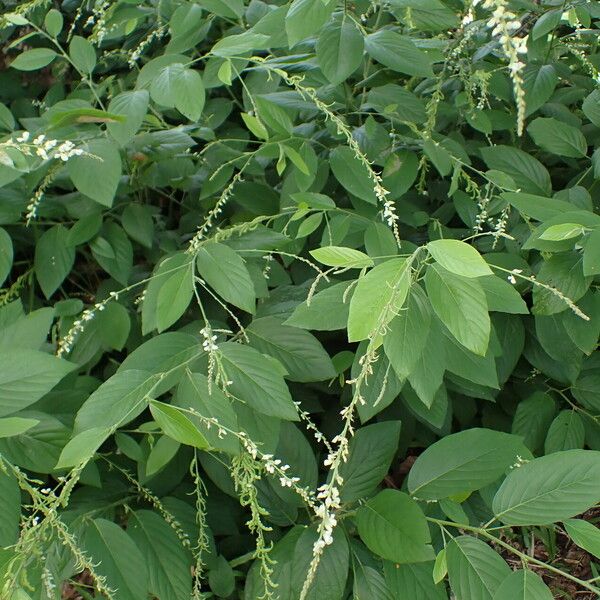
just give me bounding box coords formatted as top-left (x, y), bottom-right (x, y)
top-left (477, 0), bottom-right (528, 134)
top-left (8, 132), bottom-right (84, 161)
top-left (200, 326), bottom-right (218, 352)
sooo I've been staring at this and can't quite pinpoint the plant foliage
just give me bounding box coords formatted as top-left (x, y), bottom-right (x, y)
top-left (0, 0), bottom-right (600, 598)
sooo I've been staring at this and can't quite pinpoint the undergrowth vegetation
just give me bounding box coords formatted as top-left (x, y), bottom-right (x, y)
top-left (1, 0), bottom-right (600, 598)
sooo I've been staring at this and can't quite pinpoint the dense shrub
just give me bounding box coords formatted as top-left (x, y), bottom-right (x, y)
top-left (0, 0), bottom-right (600, 598)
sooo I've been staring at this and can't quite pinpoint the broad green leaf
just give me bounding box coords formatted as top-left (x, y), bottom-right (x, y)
top-left (501, 191), bottom-right (573, 222)
top-left (150, 400), bottom-right (209, 449)
top-left (10, 48), bottom-right (57, 71)
top-left (353, 565), bottom-right (394, 600)
top-left (492, 569), bottom-right (553, 600)
top-left (74, 370), bottom-right (158, 433)
top-left (129, 510), bottom-right (193, 600)
top-left (107, 90), bottom-right (150, 145)
top-left (527, 117), bottom-right (587, 158)
top-left (211, 32), bottom-right (270, 57)
top-left (0, 227), bottom-right (12, 286)
top-left (0, 350), bottom-right (74, 417)
top-left (563, 518), bottom-right (600, 560)
top-left (44, 9), bottom-right (63, 37)
top-left (523, 64), bottom-right (558, 115)
top-left (286, 281), bottom-right (353, 331)
top-left (146, 435), bottom-right (180, 477)
top-left (175, 371), bottom-right (239, 455)
top-left (479, 276), bottom-right (529, 314)
top-left (493, 450), bottom-right (600, 525)
top-left (384, 286), bottom-right (432, 379)
top-left (329, 146), bottom-right (378, 204)
top-left (69, 36), bottom-right (96, 73)
top-left (407, 428), bottom-right (525, 500)
top-left (56, 426), bottom-right (108, 469)
top-left (0, 469), bottom-right (19, 546)
top-left (68, 138), bottom-right (122, 207)
top-left (91, 223), bottom-right (132, 285)
top-left (348, 258), bottom-right (410, 342)
top-left (156, 259), bottom-right (194, 332)
top-left (544, 410), bottom-right (585, 454)
top-left (122, 203), bottom-right (154, 248)
top-left (197, 0), bottom-right (243, 18)
top-left (365, 30), bottom-right (433, 77)
top-left (425, 264), bottom-right (490, 355)
top-left (480, 146), bottom-right (551, 196)
top-left (34, 225), bottom-right (75, 299)
top-left (291, 527), bottom-right (349, 600)
top-left (310, 246), bottom-right (373, 269)
top-left (142, 253), bottom-right (191, 334)
top-left (247, 317), bottom-right (335, 382)
top-left (384, 561), bottom-right (447, 600)
top-left (356, 490), bottom-right (434, 563)
top-left (427, 239), bottom-right (493, 278)
top-left (532, 10), bottom-right (562, 40)
top-left (196, 242), bottom-right (256, 313)
top-left (539, 222), bottom-right (586, 241)
top-left (511, 392), bottom-right (556, 452)
top-left (583, 89), bottom-right (600, 127)
top-left (151, 64), bottom-right (205, 121)
top-left (218, 342), bottom-right (298, 421)
top-left (81, 518), bottom-right (149, 600)
top-left (285, 0), bottom-right (336, 47)
top-left (339, 421), bottom-right (401, 503)
top-left (316, 19), bottom-right (364, 85)
top-left (0, 417), bottom-right (39, 438)
top-left (447, 536), bottom-right (511, 600)
top-left (583, 228), bottom-right (600, 276)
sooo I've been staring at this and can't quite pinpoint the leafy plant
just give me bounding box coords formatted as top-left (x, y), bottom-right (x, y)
top-left (0, 0), bottom-right (600, 599)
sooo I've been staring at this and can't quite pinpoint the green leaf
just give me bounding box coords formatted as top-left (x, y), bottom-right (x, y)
top-left (365, 30), bottom-right (433, 77)
top-left (146, 435), bottom-right (180, 476)
top-left (384, 286), bottom-right (432, 379)
top-left (0, 467), bottom-right (20, 547)
top-left (501, 191), bottom-right (573, 222)
top-left (310, 246), bottom-right (373, 269)
top-left (316, 19), bottom-right (364, 85)
top-left (74, 370), bottom-right (159, 433)
top-left (427, 239), bottom-right (493, 278)
top-left (56, 427), bottom-right (108, 469)
top-left (492, 569), bottom-right (553, 600)
top-left (563, 518), bottom-right (600, 560)
top-left (353, 565), bottom-right (394, 600)
top-left (211, 32), bottom-right (270, 57)
top-left (196, 242), bottom-right (256, 313)
top-left (197, 0), bottom-right (244, 18)
top-left (247, 317), bottom-right (335, 382)
top-left (69, 36), bottom-right (96, 73)
top-left (242, 112), bottom-right (269, 139)
top-left (544, 410), bottom-right (585, 454)
top-left (151, 64), bottom-right (205, 121)
top-left (68, 138), bottom-right (122, 207)
top-left (511, 392), bottom-right (557, 452)
top-left (0, 417), bottom-right (39, 438)
top-left (407, 428), bottom-right (525, 500)
top-left (348, 258), bottom-right (410, 342)
top-left (447, 536), bottom-right (511, 600)
top-left (479, 276), bottom-right (529, 314)
top-left (339, 421), bottom-right (401, 503)
top-left (128, 510), bottom-right (193, 599)
top-left (91, 223), bottom-right (132, 285)
top-left (291, 527), bottom-right (349, 600)
top-left (122, 203), bottom-right (154, 248)
top-left (583, 228), bottom-right (600, 276)
top-left (285, 0), bottom-right (336, 47)
top-left (493, 450), bottom-right (600, 525)
top-left (329, 146), bottom-right (378, 204)
top-left (582, 89), bottom-right (600, 128)
top-left (425, 264), bottom-right (490, 355)
top-left (539, 222), bottom-right (586, 241)
top-left (81, 518), bottom-right (149, 600)
top-left (0, 350), bottom-right (74, 417)
top-left (433, 549), bottom-right (447, 584)
top-left (107, 90), bottom-right (150, 145)
top-left (44, 9), bottom-right (63, 37)
top-left (523, 64), bottom-right (558, 116)
top-left (527, 117), bottom-right (587, 158)
top-left (10, 48), bottom-right (57, 71)
top-left (156, 259), bottom-right (194, 332)
top-left (0, 227), bottom-right (13, 287)
top-left (480, 146), bottom-right (551, 196)
top-left (34, 225), bottom-right (75, 299)
top-left (356, 490), bottom-right (434, 563)
top-left (532, 10), bottom-right (562, 40)
top-left (175, 371), bottom-right (239, 455)
top-left (218, 342), bottom-right (298, 421)
top-left (384, 561), bottom-right (447, 600)
top-left (150, 400), bottom-right (208, 449)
